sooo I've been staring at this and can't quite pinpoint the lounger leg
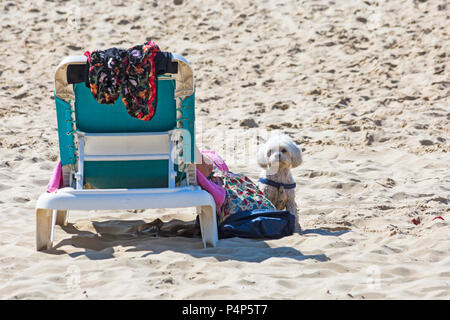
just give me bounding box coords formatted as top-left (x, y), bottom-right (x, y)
top-left (50, 209), bottom-right (57, 246)
top-left (55, 210), bottom-right (68, 226)
top-left (198, 206), bottom-right (218, 248)
top-left (36, 209), bottom-right (53, 251)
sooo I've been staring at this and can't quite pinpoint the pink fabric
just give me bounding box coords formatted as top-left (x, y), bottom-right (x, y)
top-left (200, 150), bottom-right (229, 172)
top-left (196, 168), bottom-right (226, 210)
top-left (195, 150), bottom-right (229, 211)
top-left (46, 160), bottom-right (63, 193)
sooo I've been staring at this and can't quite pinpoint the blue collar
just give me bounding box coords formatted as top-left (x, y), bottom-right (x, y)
top-left (258, 178), bottom-right (296, 190)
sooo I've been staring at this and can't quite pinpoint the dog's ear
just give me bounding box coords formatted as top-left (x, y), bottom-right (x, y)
top-left (257, 144), bottom-right (269, 168)
top-left (289, 142), bottom-right (303, 168)
top-left (281, 136), bottom-right (302, 168)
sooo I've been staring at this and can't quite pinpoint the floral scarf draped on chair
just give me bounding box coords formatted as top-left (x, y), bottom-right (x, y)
top-left (84, 41), bottom-right (160, 121)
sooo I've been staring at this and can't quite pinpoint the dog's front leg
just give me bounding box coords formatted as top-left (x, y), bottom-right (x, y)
top-left (286, 200), bottom-right (301, 232)
top-left (259, 183), bottom-right (277, 206)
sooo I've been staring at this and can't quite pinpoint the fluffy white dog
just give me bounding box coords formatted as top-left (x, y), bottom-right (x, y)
top-left (257, 134), bottom-right (302, 230)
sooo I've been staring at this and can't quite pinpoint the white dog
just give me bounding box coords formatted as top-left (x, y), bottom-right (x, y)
top-left (257, 134), bottom-right (302, 230)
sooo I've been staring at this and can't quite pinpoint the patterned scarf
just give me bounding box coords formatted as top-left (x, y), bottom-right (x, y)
top-left (210, 169), bottom-right (276, 224)
top-left (84, 41), bottom-right (161, 121)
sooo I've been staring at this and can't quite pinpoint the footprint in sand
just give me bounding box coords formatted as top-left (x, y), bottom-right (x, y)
top-left (0, 183), bottom-right (12, 192)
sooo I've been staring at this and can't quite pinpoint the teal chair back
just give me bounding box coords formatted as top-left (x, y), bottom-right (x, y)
top-left (77, 79), bottom-right (177, 189)
top-left (73, 80), bottom-right (177, 133)
top-left (55, 77), bottom-right (194, 189)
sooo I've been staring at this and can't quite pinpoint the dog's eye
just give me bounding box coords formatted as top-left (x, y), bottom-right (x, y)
top-left (281, 148), bottom-right (286, 153)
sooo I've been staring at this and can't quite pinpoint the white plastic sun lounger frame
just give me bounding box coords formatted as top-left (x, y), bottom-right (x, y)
top-left (35, 54), bottom-right (218, 251)
top-left (36, 186), bottom-right (217, 250)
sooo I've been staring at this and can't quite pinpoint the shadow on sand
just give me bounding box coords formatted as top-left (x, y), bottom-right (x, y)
top-left (44, 219), bottom-right (350, 263)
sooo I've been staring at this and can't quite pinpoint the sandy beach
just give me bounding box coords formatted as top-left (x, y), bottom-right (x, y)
top-left (0, 0), bottom-right (449, 299)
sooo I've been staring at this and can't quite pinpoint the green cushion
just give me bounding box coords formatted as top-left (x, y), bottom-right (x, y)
top-left (73, 80), bottom-right (177, 133)
top-left (83, 160), bottom-right (169, 189)
top-left (73, 79), bottom-right (179, 188)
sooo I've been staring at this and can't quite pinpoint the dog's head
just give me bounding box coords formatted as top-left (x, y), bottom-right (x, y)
top-left (257, 134), bottom-right (302, 173)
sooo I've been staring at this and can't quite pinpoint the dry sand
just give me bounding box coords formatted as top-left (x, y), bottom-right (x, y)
top-left (0, 0), bottom-right (449, 299)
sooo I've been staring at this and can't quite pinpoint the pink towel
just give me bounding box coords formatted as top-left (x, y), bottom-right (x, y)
top-left (196, 150), bottom-right (228, 211)
top-left (196, 168), bottom-right (226, 210)
top-left (200, 150), bottom-right (229, 172)
top-left (46, 160), bottom-right (63, 193)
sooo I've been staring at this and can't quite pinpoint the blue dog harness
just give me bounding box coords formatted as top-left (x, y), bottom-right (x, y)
top-left (258, 178), bottom-right (296, 190)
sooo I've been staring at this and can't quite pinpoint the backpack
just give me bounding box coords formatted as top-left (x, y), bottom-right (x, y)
top-left (217, 209), bottom-right (295, 239)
